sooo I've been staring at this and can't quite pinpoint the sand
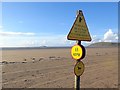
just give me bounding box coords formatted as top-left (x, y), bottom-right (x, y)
top-left (1, 47), bottom-right (118, 88)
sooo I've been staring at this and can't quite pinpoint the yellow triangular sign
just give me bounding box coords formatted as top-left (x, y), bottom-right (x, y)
top-left (67, 10), bottom-right (91, 41)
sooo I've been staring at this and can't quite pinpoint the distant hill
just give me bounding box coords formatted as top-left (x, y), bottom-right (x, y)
top-left (2, 46), bottom-right (71, 50)
top-left (87, 42), bottom-right (119, 48)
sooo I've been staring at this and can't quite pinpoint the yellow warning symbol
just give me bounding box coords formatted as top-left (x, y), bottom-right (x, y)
top-left (71, 45), bottom-right (84, 60)
top-left (74, 61), bottom-right (85, 76)
top-left (67, 10), bottom-right (91, 41)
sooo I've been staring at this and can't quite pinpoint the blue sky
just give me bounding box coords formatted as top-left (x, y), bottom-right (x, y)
top-left (0, 2), bottom-right (118, 47)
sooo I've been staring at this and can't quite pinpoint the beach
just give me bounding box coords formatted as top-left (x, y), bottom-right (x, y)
top-left (1, 47), bottom-right (118, 88)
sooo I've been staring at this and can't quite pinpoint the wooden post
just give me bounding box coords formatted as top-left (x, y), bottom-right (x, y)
top-left (74, 40), bottom-right (81, 90)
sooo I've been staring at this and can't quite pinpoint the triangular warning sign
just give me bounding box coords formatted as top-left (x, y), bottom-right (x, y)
top-left (67, 10), bottom-right (91, 41)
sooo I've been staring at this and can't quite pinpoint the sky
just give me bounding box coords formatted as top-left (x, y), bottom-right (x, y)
top-left (0, 2), bottom-right (118, 47)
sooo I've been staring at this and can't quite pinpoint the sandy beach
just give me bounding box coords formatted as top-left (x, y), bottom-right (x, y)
top-left (1, 47), bottom-right (118, 88)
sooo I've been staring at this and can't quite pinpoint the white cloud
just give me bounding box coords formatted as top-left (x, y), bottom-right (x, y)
top-left (0, 26), bottom-right (2, 31)
top-left (0, 34), bottom-right (77, 47)
top-left (0, 31), bottom-right (35, 36)
top-left (0, 30), bottom-right (35, 47)
top-left (83, 35), bottom-right (101, 46)
top-left (0, 29), bottom-right (118, 47)
top-left (0, 26), bottom-right (2, 29)
top-left (83, 29), bottom-right (118, 46)
top-left (103, 29), bottom-right (118, 42)
top-left (40, 40), bottom-right (46, 46)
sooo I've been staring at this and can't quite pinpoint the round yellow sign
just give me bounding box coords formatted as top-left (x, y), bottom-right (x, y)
top-left (71, 45), bottom-right (85, 60)
top-left (74, 61), bottom-right (85, 76)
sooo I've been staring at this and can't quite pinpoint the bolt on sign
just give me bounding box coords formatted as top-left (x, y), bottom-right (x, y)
top-left (67, 10), bottom-right (91, 41)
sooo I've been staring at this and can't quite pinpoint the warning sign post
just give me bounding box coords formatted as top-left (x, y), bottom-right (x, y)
top-left (67, 10), bottom-right (92, 90)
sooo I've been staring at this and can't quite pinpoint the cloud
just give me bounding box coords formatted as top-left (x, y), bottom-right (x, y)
top-left (90, 29), bottom-right (118, 43)
top-left (0, 29), bottom-right (118, 47)
top-left (83, 35), bottom-right (101, 45)
top-left (0, 31), bottom-right (35, 36)
top-left (103, 29), bottom-right (118, 42)
top-left (83, 29), bottom-right (118, 46)
top-left (22, 40), bottom-right (48, 47)
top-left (0, 26), bottom-right (2, 31)
top-left (0, 26), bottom-right (2, 29)
top-left (0, 34), bottom-right (77, 47)
top-left (0, 30), bottom-right (35, 47)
